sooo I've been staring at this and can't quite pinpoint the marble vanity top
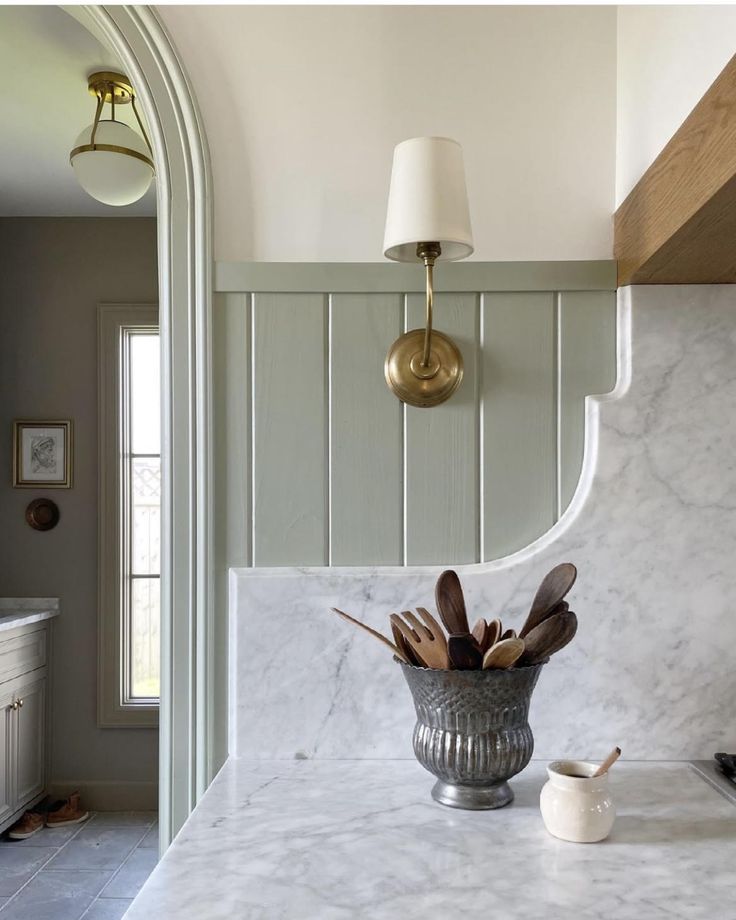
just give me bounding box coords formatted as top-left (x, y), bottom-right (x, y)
top-left (127, 759), bottom-right (735, 920)
top-left (0, 598), bottom-right (59, 632)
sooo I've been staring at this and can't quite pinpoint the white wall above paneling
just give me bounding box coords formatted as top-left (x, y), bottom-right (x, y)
top-left (616, 6), bottom-right (736, 204)
top-left (159, 5), bottom-right (616, 262)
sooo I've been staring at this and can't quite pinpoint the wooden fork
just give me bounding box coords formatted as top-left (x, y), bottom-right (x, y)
top-left (390, 610), bottom-right (450, 669)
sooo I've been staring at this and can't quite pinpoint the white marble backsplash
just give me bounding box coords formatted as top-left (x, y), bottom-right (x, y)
top-left (231, 285), bottom-right (736, 761)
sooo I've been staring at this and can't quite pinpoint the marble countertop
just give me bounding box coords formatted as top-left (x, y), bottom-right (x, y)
top-left (127, 759), bottom-right (735, 920)
top-left (0, 598), bottom-right (59, 632)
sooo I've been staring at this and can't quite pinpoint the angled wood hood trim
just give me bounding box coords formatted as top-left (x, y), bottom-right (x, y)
top-left (615, 53), bottom-right (736, 285)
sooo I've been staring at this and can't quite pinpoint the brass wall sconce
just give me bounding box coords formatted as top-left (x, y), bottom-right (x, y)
top-left (383, 137), bottom-right (474, 408)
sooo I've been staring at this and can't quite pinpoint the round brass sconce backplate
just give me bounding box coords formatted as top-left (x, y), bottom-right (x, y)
top-left (385, 328), bottom-right (464, 408)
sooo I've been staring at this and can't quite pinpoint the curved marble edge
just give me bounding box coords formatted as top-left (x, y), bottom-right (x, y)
top-left (232, 291), bottom-right (632, 580)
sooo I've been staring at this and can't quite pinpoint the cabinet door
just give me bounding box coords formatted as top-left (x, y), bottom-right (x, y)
top-left (0, 684), bottom-right (15, 824)
top-left (15, 675), bottom-right (46, 807)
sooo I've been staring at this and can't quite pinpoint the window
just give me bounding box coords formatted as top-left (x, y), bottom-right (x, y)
top-left (99, 305), bottom-right (160, 727)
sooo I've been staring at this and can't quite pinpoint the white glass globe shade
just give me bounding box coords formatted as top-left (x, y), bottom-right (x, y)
top-left (71, 120), bottom-right (154, 206)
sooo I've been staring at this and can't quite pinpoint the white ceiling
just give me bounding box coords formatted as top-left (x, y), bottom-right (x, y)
top-left (0, 6), bottom-right (156, 216)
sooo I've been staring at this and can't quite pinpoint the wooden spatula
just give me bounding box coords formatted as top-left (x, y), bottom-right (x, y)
top-left (519, 563), bottom-right (577, 638)
top-left (330, 607), bottom-right (409, 663)
top-left (518, 609), bottom-right (578, 665)
top-left (482, 637), bottom-right (525, 670)
top-left (435, 570), bottom-right (471, 636)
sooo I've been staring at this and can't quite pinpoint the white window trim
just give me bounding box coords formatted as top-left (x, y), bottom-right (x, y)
top-left (98, 303), bottom-right (159, 728)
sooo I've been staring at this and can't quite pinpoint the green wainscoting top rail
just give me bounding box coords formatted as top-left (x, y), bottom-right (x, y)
top-left (215, 260), bottom-right (617, 293)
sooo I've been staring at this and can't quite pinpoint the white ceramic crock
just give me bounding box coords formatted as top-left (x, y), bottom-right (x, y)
top-left (540, 760), bottom-right (616, 843)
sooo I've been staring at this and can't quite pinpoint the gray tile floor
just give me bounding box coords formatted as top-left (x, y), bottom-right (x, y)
top-left (0, 812), bottom-right (158, 920)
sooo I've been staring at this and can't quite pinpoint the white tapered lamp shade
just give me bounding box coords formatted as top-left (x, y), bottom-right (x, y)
top-left (383, 136), bottom-right (473, 262)
top-left (382, 137), bottom-right (473, 408)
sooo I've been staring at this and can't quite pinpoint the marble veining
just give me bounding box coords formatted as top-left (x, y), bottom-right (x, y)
top-left (126, 760), bottom-right (736, 920)
top-left (231, 286), bottom-right (736, 760)
top-left (0, 598), bottom-right (59, 632)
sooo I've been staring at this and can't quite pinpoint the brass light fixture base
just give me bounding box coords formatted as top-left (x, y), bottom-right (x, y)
top-left (385, 328), bottom-right (464, 408)
top-left (87, 72), bottom-right (134, 105)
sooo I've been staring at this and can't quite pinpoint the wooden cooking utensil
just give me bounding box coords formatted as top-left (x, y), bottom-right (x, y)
top-left (518, 610), bottom-right (578, 665)
top-left (390, 611), bottom-right (449, 669)
top-left (391, 620), bottom-right (423, 667)
top-left (330, 607), bottom-right (409, 663)
top-left (482, 637), bottom-right (525, 670)
top-left (592, 746), bottom-right (622, 777)
top-left (448, 635), bottom-right (483, 670)
top-left (520, 563), bottom-right (577, 639)
top-left (435, 570), bottom-right (471, 636)
top-left (501, 628), bottom-right (517, 641)
top-left (487, 618), bottom-right (502, 649)
top-left (472, 618), bottom-right (489, 649)
top-left (415, 607), bottom-right (449, 655)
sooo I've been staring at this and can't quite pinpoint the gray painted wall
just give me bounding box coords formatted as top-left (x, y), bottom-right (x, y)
top-left (0, 218), bottom-right (158, 796)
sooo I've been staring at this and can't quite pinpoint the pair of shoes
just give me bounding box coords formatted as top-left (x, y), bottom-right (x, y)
top-left (7, 811), bottom-right (44, 840)
top-left (46, 792), bottom-right (90, 828)
top-left (7, 792), bottom-right (90, 840)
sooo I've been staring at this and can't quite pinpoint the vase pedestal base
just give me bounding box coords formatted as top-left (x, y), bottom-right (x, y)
top-left (431, 779), bottom-right (514, 810)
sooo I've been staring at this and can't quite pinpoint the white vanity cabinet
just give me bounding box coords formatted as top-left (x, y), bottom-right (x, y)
top-left (0, 611), bottom-right (54, 834)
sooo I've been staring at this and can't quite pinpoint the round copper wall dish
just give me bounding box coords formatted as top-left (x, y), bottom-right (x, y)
top-left (25, 498), bottom-right (60, 531)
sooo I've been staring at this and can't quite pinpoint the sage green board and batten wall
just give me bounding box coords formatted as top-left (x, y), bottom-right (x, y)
top-left (213, 262), bottom-right (617, 570)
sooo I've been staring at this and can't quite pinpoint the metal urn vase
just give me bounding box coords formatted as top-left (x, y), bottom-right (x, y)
top-left (399, 661), bottom-right (545, 809)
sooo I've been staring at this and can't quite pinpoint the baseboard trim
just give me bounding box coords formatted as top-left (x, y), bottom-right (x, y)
top-left (48, 780), bottom-right (158, 811)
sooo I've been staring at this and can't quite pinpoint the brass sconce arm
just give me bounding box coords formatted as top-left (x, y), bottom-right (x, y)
top-left (417, 241), bottom-right (441, 369)
top-left (384, 241), bottom-right (464, 408)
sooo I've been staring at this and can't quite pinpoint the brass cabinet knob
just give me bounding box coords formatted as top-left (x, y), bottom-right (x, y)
top-left (17, 699), bottom-right (23, 708)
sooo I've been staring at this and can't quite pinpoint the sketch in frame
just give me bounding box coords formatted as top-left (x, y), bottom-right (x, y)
top-left (13, 420), bottom-right (73, 488)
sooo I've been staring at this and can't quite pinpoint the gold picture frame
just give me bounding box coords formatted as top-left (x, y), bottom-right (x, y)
top-left (12, 420), bottom-right (73, 489)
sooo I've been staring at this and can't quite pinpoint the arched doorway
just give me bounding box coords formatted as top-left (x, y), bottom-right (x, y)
top-left (70, 5), bottom-right (213, 847)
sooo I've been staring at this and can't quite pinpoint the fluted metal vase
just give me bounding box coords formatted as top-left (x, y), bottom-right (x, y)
top-left (399, 662), bottom-right (544, 810)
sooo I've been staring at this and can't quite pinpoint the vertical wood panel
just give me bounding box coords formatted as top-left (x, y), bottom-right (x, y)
top-left (405, 293), bottom-right (480, 564)
top-left (330, 294), bottom-right (403, 565)
top-left (212, 292), bottom-right (250, 768)
top-left (214, 293), bottom-right (251, 570)
top-left (252, 293), bottom-right (327, 565)
top-left (559, 291), bottom-right (617, 510)
top-left (482, 293), bottom-right (557, 560)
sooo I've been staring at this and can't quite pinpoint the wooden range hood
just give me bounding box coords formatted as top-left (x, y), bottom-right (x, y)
top-left (614, 54), bottom-right (736, 286)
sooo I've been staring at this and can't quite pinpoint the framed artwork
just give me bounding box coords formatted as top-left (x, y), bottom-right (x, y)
top-left (12, 420), bottom-right (73, 489)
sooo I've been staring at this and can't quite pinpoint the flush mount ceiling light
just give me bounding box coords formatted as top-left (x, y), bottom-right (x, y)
top-left (70, 71), bottom-right (154, 207)
top-left (383, 136), bottom-right (473, 408)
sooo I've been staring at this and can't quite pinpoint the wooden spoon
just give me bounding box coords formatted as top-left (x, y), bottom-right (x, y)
top-left (482, 637), bottom-right (525, 670)
top-left (487, 618), bottom-right (502, 649)
top-left (448, 634), bottom-right (483, 670)
top-left (518, 610), bottom-right (578, 665)
top-left (501, 627), bottom-right (517, 641)
top-left (330, 607), bottom-right (409, 663)
top-left (390, 611), bottom-right (449, 669)
top-left (519, 563), bottom-right (577, 639)
top-left (472, 618), bottom-right (489, 649)
top-left (435, 570), bottom-right (470, 636)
